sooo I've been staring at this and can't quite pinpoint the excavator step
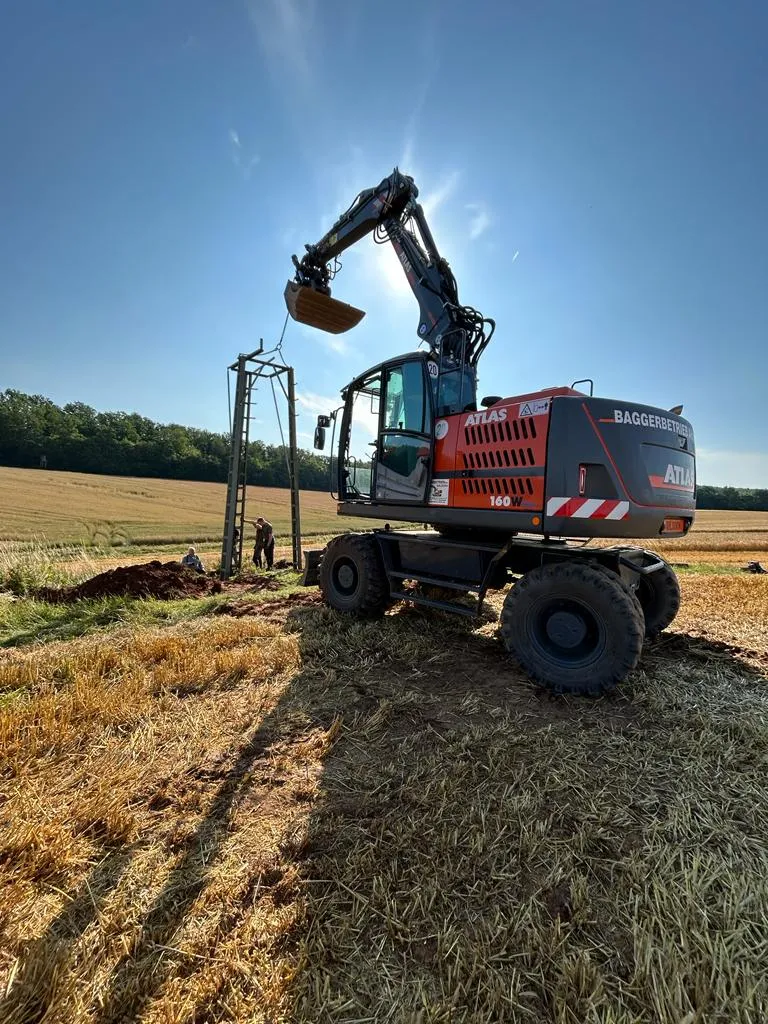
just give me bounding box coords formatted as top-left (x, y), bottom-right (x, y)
top-left (389, 589), bottom-right (477, 617)
top-left (386, 569), bottom-right (480, 593)
top-left (284, 281), bottom-right (365, 335)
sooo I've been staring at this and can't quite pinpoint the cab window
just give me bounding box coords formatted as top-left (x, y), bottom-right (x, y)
top-left (434, 366), bottom-right (477, 416)
top-left (383, 361), bottom-right (430, 434)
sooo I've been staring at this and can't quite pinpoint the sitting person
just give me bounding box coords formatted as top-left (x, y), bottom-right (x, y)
top-left (181, 546), bottom-right (205, 573)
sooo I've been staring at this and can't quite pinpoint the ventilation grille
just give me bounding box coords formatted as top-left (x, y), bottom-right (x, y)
top-left (461, 477), bottom-right (535, 496)
top-left (461, 447), bottom-right (537, 469)
top-left (464, 416), bottom-right (537, 447)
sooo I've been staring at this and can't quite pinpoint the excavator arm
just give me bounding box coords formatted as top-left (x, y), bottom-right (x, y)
top-left (284, 168), bottom-right (494, 368)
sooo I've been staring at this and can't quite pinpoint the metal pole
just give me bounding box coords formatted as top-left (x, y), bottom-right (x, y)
top-left (220, 356), bottom-right (248, 579)
top-left (236, 371), bottom-right (254, 575)
top-left (287, 366), bottom-right (302, 570)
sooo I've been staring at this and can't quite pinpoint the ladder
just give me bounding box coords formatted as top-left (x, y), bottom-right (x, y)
top-left (220, 354), bottom-right (254, 579)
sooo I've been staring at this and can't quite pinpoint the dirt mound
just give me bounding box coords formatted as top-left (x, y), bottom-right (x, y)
top-left (36, 561), bottom-right (219, 604)
top-left (214, 590), bottom-right (319, 619)
top-left (247, 577), bottom-right (283, 592)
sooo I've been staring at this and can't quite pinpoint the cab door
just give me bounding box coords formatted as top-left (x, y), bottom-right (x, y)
top-left (340, 372), bottom-right (381, 500)
top-left (374, 359), bottom-right (433, 503)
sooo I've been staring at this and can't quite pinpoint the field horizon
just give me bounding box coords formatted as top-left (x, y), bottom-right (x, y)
top-left (1, 467), bottom-right (766, 569)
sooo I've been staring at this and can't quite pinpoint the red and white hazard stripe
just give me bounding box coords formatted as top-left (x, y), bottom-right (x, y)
top-left (546, 497), bottom-right (629, 520)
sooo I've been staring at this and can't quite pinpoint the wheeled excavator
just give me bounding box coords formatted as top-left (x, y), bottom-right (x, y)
top-left (284, 168), bottom-right (696, 695)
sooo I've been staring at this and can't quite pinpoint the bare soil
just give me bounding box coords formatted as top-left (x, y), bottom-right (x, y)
top-left (33, 560), bottom-right (220, 602)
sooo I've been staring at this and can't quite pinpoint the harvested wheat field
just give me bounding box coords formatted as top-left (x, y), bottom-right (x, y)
top-left (0, 467), bottom-right (400, 544)
top-left (1, 568), bottom-right (767, 1023)
top-left (592, 509), bottom-right (768, 570)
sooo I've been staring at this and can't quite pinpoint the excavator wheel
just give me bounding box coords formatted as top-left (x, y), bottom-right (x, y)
top-left (500, 562), bottom-right (644, 696)
top-left (318, 533), bottom-right (390, 617)
top-left (581, 555), bottom-right (678, 639)
top-left (633, 553), bottom-right (681, 638)
top-left (579, 560), bottom-right (645, 629)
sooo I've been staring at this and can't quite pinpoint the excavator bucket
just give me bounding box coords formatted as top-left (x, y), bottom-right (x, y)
top-left (284, 281), bottom-right (365, 335)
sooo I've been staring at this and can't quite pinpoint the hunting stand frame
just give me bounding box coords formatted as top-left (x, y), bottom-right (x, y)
top-left (220, 343), bottom-right (301, 579)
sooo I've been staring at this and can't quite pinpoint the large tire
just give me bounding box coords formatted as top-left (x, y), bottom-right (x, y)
top-left (635, 555), bottom-right (680, 638)
top-left (500, 562), bottom-right (644, 695)
top-left (583, 561), bottom-right (645, 629)
top-left (318, 534), bottom-right (390, 617)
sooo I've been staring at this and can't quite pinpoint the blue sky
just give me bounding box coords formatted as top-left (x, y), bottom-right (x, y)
top-left (1, 0), bottom-right (766, 487)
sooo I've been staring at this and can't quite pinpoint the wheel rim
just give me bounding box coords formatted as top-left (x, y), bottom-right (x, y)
top-left (332, 556), bottom-right (359, 597)
top-left (530, 597), bottom-right (606, 667)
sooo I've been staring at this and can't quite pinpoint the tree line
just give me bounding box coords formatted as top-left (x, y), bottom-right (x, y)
top-left (694, 485), bottom-right (768, 511)
top-left (0, 389), bottom-right (331, 491)
top-left (0, 389), bottom-right (765, 510)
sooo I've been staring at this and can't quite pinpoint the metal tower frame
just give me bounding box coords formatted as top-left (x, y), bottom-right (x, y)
top-left (220, 344), bottom-right (301, 579)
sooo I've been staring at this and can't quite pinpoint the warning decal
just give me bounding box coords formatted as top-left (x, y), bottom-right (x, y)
top-left (428, 478), bottom-right (450, 506)
top-left (519, 398), bottom-right (550, 417)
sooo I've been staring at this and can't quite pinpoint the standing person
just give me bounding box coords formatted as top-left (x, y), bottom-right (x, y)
top-left (256, 517), bottom-right (275, 569)
top-left (250, 520), bottom-right (263, 568)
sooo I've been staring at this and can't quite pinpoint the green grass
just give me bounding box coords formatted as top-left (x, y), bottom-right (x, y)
top-left (0, 595), bottom-right (222, 648)
top-left (0, 541), bottom-right (102, 595)
top-left (673, 562), bottom-right (744, 575)
top-left (0, 570), bottom-right (305, 648)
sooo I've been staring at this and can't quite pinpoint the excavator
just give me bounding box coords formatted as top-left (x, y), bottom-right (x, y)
top-left (284, 168), bottom-right (696, 695)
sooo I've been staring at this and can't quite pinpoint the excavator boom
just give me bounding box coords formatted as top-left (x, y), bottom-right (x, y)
top-left (284, 167), bottom-right (494, 368)
top-left (284, 170), bottom-right (417, 335)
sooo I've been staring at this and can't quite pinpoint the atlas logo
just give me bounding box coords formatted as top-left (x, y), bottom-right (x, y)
top-left (664, 464), bottom-right (694, 489)
top-left (464, 408), bottom-right (507, 426)
top-left (398, 250), bottom-right (414, 277)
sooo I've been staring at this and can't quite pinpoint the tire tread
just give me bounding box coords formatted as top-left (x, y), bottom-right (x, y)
top-left (500, 561), bottom-right (644, 695)
top-left (637, 556), bottom-right (680, 638)
top-left (318, 533), bottom-right (390, 617)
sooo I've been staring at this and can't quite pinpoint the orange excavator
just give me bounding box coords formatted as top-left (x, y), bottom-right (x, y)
top-left (285, 168), bottom-right (696, 695)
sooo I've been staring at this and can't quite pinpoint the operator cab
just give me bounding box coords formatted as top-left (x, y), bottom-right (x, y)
top-left (314, 351), bottom-right (476, 505)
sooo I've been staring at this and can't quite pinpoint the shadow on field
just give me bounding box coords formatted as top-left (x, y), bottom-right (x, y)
top-left (1, 845), bottom-right (137, 1024)
top-left (0, 617), bottom-right (336, 1024)
top-left (89, 722), bottom-right (293, 1023)
top-left (272, 610), bottom-right (768, 1021)
top-left (0, 600), bottom-right (556, 1022)
top-left (645, 630), bottom-right (768, 674)
top-left (0, 701), bottom-right (306, 1024)
top-left (2, 597), bottom-right (765, 1023)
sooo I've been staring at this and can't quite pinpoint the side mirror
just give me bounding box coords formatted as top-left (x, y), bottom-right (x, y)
top-left (314, 424), bottom-right (326, 450)
top-left (317, 414), bottom-right (331, 428)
